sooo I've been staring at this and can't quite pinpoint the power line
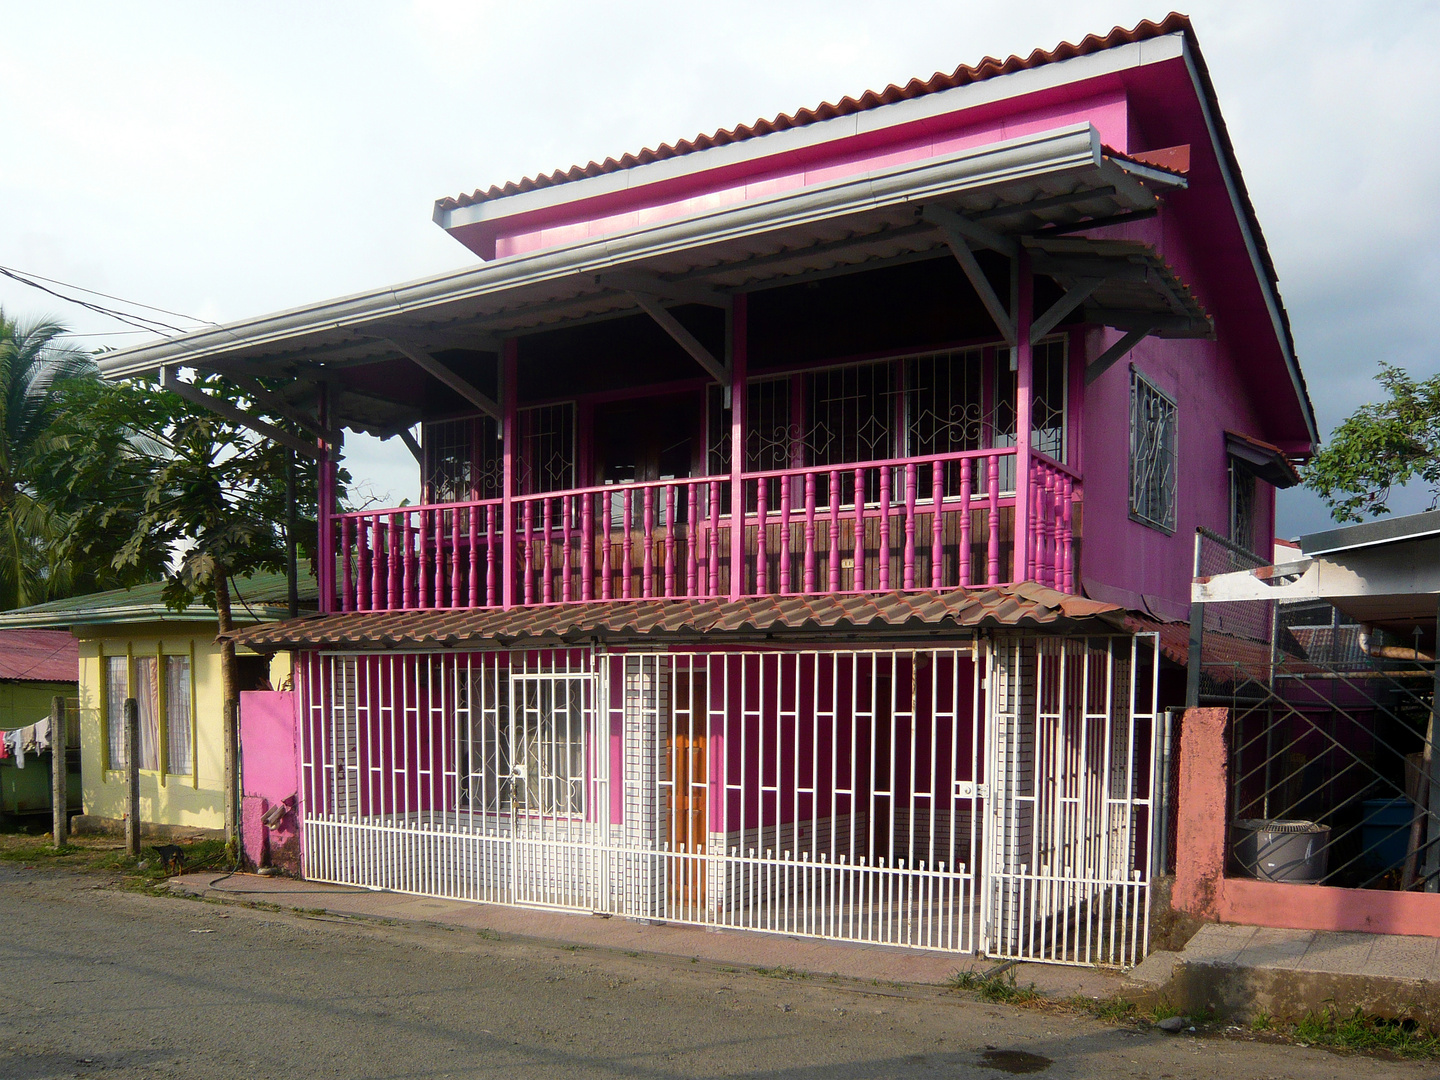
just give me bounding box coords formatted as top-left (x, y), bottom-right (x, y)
top-left (0, 265), bottom-right (197, 337)
top-left (2, 265), bottom-right (217, 326)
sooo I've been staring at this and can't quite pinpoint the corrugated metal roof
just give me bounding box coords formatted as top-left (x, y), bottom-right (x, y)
top-left (439, 14), bottom-right (1193, 210)
top-left (0, 565), bottom-right (319, 630)
top-left (0, 629), bottom-right (78, 683)
top-left (227, 583), bottom-right (1125, 650)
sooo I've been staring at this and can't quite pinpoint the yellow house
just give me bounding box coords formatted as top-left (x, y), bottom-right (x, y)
top-left (0, 569), bottom-right (312, 836)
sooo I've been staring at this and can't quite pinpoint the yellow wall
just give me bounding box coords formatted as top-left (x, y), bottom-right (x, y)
top-left (76, 623), bottom-right (291, 831)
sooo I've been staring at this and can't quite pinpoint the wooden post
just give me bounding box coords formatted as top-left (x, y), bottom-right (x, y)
top-left (50, 695), bottom-right (67, 847)
top-left (124, 698), bottom-right (140, 858)
top-left (1013, 253), bottom-right (1034, 581)
top-left (224, 697), bottom-right (240, 850)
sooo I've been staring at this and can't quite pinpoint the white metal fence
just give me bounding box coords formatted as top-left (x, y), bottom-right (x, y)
top-left (297, 634), bottom-right (1162, 965)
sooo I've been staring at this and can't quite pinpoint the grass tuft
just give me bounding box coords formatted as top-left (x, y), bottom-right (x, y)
top-left (946, 968), bottom-right (1041, 1005)
top-left (1292, 1008), bottom-right (1440, 1059)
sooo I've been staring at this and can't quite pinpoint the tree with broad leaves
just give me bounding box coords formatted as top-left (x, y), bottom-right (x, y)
top-left (43, 371), bottom-right (335, 845)
top-left (1306, 363), bottom-right (1440, 523)
top-left (0, 309), bottom-right (118, 608)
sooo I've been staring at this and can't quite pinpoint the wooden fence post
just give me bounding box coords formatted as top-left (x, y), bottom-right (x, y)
top-left (225, 697), bottom-right (239, 849)
top-left (124, 698), bottom-right (140, 858)
top-left (50, 695), bottom-right (67, 847)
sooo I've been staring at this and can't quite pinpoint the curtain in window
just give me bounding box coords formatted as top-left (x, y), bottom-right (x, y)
top-left (165, 656), bottom-right (193, 775)
top-left (105, 656), bottom-right (128, 769)
top-left (132, 657), bottom-right (161, 771)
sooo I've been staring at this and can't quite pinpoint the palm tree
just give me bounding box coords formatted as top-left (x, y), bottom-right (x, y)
top-left (0, 310), bottom-right (97, 608)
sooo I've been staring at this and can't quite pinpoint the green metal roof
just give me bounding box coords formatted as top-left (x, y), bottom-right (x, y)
top-left (0, 564), bottom-right (318, 630)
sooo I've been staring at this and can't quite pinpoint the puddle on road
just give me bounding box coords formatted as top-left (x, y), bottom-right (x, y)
top-left (977, 1049), bottom-right (1052, 1074)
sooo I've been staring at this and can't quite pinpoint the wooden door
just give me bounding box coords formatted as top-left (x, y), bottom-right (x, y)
top-left (668, 675), bottom-right (708, 907)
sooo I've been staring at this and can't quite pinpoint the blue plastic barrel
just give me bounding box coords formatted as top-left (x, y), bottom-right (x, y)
top-left (1360, 797), bottom-right (1413, 873)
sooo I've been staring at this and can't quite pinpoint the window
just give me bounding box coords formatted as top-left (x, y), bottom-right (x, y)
top-left (105, 655), bottom-right (128, 769)
top-left (1129, 370), bottom-right (1177, 532)
top-left (424, 416), bottom-right (501, 503)
top-left (1229, 459), bottom-right (1258, 557)
top-left (516, 402), bottom-right (577, 494)
top-left (166, 656), bottom-right (194, 775)
top-left (1030, 337), bottom-right (1068, 462)
top-left (103, 652), bottom-right (194, 775)
top-left (509, 676), bottom-right (586, 815)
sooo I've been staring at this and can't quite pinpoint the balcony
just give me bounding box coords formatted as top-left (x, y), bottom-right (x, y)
top-left (332, 448), bottom-right (1079, 613)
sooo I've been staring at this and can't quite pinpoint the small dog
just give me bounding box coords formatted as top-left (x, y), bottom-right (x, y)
top-left (151, 844), bottom-right (186, 875)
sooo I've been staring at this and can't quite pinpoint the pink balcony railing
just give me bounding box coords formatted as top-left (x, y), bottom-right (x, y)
top-left (334, 448), bottom-right (1081, 612)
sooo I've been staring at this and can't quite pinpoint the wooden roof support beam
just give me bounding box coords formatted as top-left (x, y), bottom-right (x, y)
top-left (922, 207), bottom-right (1016, 346)
top-left (224, 373), bottom-right (336, 443)
top-left (627, 291), bottom-right (729, 384)
top-left (598, 270), bottom-right (729, 309)
top-left (159, 366), bottom-right (326, 460)
top-left (385, 338), bottom-right (502, 423)
top-left (1084, 326), bottom-right (1153, 386)
top-left (383, 425), bottom-right (424, 467)
top-left (1030, 277), bottom-right (1102, 343)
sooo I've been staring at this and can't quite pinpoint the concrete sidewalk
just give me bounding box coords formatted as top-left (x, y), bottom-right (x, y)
top-left (168, 871), bottom-right (1126, 1001)
top-left (1129, 923), bottom-right (1440, 1023)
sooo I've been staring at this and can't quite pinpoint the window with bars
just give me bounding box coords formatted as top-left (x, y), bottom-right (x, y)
top-left (422, 404), bottom-right (574, 501)
top-left (1229, 459), bottom-right (1258, 557)
top-left (1129, 370), bottom-right (1178, 532)
top-left (517, 403), bottom-right (577, 495)
top-left (462, 670), bottom-right (587, 816)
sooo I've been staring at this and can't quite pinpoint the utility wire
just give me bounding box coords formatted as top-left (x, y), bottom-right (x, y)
top-left (0, 265), bottom-right (198, 337)
top-left (2, 265), bottom-right (218, 326)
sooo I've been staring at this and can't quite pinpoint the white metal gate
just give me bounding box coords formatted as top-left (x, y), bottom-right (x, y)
top-left (297, 633), bottom-right (1164, 965)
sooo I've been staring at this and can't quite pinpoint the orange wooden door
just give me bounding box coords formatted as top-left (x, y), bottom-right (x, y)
top-left (669, 676), bottom-right (708, 907)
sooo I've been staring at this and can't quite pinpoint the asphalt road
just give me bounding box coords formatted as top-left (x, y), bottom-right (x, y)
top-left (0, 862), bottom-right (1432, 1080)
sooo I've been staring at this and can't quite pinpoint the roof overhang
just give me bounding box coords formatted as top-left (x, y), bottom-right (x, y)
top-left (1225, 430), bottom-right (1301, 488)
top-left (97, 122), bottom-right (1189, 436)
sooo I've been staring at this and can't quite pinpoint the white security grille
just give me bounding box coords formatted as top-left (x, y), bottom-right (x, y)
top-left (298, 635), bottom-right (1163, 965)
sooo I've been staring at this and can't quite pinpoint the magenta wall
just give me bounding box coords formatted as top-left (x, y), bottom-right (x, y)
top-left (239, 689), bottom-right (302, 874)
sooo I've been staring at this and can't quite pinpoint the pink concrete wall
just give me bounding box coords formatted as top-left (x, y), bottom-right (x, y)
top-left (240, 689), bottom-right (302, 874)
top-left (1173, 707), bottom-right (1440, 938)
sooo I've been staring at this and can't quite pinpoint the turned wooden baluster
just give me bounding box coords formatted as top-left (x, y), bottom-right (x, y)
top-left (389, 513), bottom-right (402, 609)
top-left (708, 481), bottom-right (721, 597)
top-left (931, 460), bottom-right (945, 590)
top-left (451, 506), bottom-right (463, 607)
top-left (341, 517), bottom-right (354, 612)
top-left (561, 496), bottom-right (573, 603)
top-left (685, 483), bottom-right (698, 598)
top-left (828, 470), bottom-right (842, 594)
top-left (621, 488), bottom-right (633, 600)
top-left (642, 486), bottom-right (655, 599)
top-left (803, 471), bottom-right (817, 593)
top-left (582, 492), bottom-right (595, 601)
top-left (373, 515), bottom-right (387, 611)
top-left (601, 491), bottom-right (613, 600)
top-left (778, 472), bottom-right (791, 595)
top-left (852, 467), bottom-right (865, 592)
top-left (522, 500), bottom-right (535, 606)
top-left (403, 513), bottom-right (415, 607)
top-left (987, 454), bottom-right (1000, 585)
top-left (664, 484), bottom-right (676, 597)
top-left (755, 477), bottom-right (768, 595)
top-left (468, 505), bottom-right (480, 608)
top-left (417, 512), bottom-right (430, 608)
top-left (541, 498), bottom-right (554, 604)
top-left (903, 462), bottom-right (917, 591)
top-left (878, 465), bottom-right (891, 591)
top-left (959, 459), bottom-right (972, 587)
top-left (433, 509), bottom-right (446, 607)
top-left (1062, 477), bottom-right (1075, 593)
top-left (356, 518), bottom-right (370, 612)
top-left (486, 505), bottom-right (497, 606)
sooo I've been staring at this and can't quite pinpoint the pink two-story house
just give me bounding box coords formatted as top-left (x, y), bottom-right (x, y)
top-left (101, 14), bottom-right (1314, 966)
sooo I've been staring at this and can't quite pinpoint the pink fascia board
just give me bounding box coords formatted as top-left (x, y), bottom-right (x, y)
top-left (470, 78), bottom-right (1136, 262)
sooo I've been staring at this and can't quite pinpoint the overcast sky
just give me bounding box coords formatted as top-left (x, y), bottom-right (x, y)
top-left (2, 2), bottom-right (1436, 536)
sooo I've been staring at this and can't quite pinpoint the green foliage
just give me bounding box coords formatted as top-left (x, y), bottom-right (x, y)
top-left (1305, 363), bottom-right (1440, 522)
top-left (1293, 1007), bottom-right (1440, 1058)
top-left (946, 967), bottom-right (1041, 1004)
top-left (0, 310), bottom-right (111, 608)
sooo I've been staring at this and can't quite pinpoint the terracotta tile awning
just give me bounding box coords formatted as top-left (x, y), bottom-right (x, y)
top-left (226, 583), bottom-right (1125, 651)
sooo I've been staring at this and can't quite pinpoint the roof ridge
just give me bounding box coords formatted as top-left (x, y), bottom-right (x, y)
top-left (436, 13), bottom-right (1192, 212)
